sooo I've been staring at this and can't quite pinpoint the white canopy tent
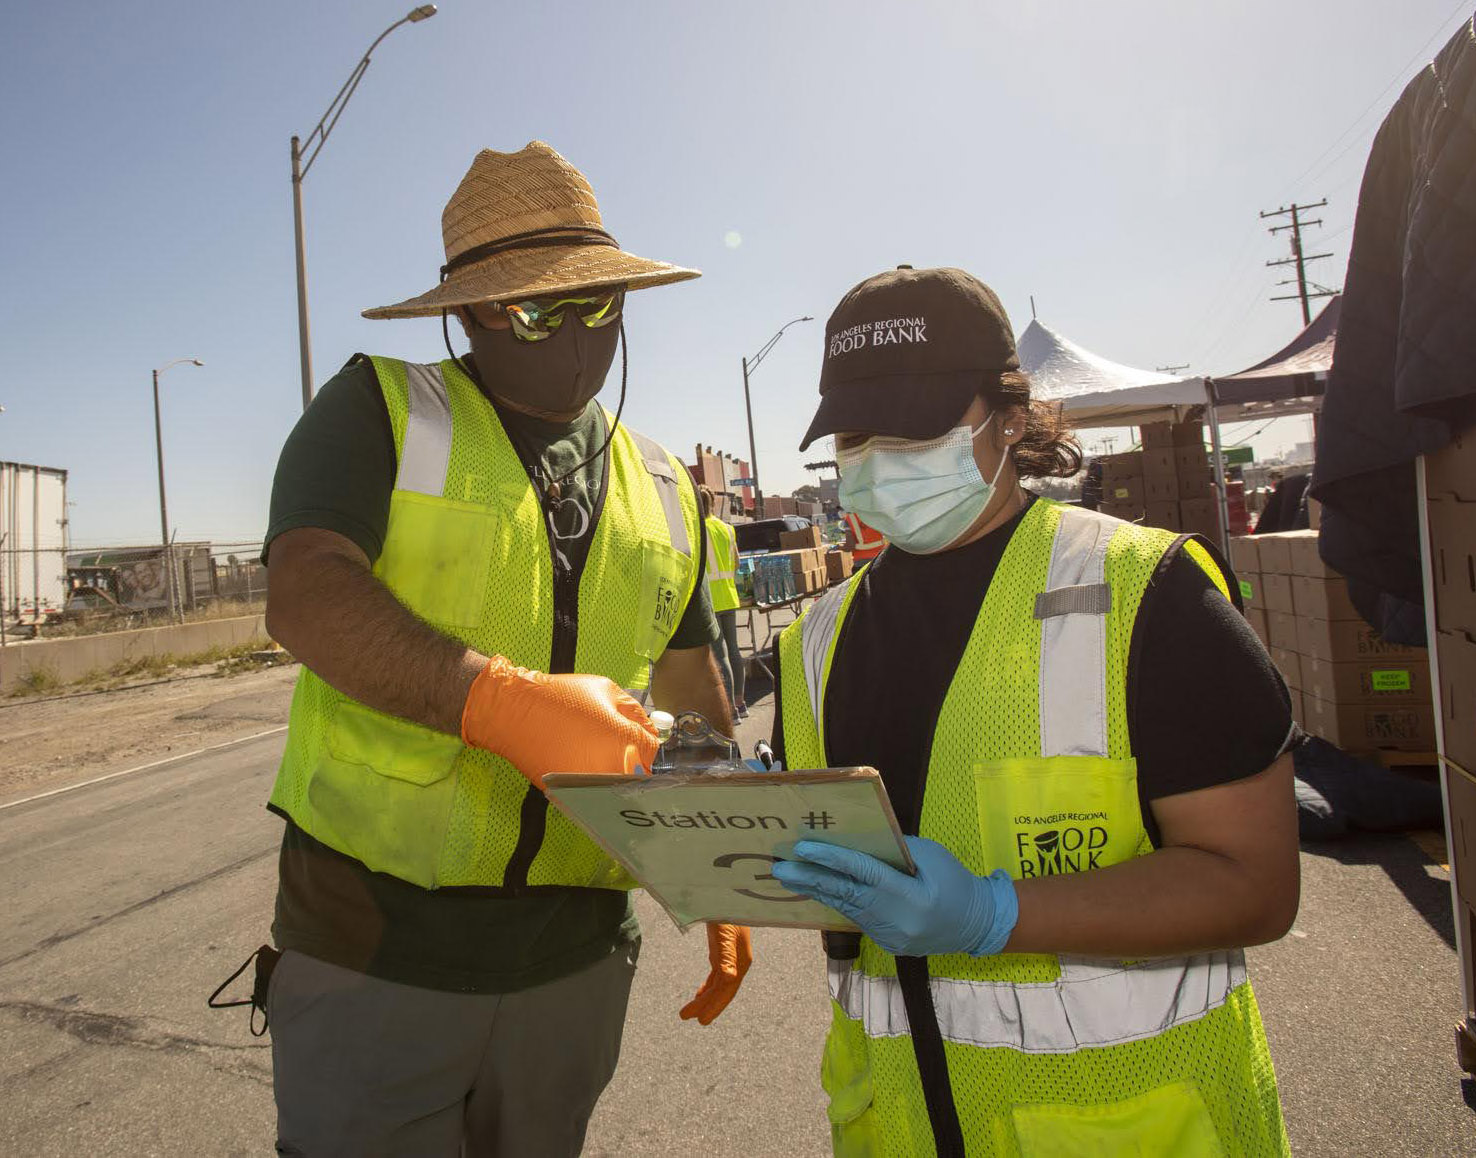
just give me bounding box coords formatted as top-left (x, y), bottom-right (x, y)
top-left (1017, 303), bottom-right (1340, 552)
top-left (1017, 319), bottom-right (1209, 428)
top-left (1018, 318), bottom-right (1233, 549)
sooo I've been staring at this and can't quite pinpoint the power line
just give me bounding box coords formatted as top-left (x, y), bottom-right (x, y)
top-left (1283, 2), bottom-right (1473, 198)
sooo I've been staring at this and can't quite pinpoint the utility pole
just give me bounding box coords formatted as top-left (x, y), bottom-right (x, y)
top-left (1261, 200), bottom-right (1338, 326)
top-left (1156, 363), bottom-right (1190, 375)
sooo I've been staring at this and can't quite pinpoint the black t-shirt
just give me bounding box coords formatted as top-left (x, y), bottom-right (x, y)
top-left (264, 356), bottom-right (716, 994)
top-left (772, 497), bottom-right (1293, 847)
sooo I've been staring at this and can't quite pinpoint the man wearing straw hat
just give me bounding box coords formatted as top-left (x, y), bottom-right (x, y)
top-left (258, 142), bottom-right (749, 1156)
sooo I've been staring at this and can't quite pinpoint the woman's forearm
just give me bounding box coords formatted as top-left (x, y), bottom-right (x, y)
top-left (1006, 843), bottom-right (1299, 958)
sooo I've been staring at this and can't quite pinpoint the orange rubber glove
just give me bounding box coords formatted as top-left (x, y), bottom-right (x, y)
top-left (679, 923), bottom-right (753, 1025)
top-left (460, 656), bottom-right (658, 789)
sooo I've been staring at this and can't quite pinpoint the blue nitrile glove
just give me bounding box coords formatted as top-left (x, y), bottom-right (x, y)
top-left (771, 836), bottom-right (1019, 957)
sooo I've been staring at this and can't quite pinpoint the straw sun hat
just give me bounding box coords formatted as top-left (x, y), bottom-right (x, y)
top-left (363, 141), bottom-right (700, 319)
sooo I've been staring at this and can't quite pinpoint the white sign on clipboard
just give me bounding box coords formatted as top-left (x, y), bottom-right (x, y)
top-left (542, 767), bottom-right (913, 931)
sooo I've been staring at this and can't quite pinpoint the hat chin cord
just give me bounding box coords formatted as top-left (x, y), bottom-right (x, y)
top-left (441, 308), bottom-right (629, 509)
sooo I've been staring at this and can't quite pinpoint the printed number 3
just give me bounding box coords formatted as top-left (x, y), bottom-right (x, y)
top-left (712, 852), bottom-right (809, 902)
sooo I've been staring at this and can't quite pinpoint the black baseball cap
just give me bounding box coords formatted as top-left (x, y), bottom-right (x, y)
top-left (798, 266), bottom-right (1019, 451)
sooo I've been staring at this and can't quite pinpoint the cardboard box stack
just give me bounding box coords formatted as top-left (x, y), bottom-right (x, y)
top-left (1427, 426), bottom-right (1476, 780)
top-left (1424, 424), bottom-right (1476, 1049)
top-left (1234, 529), bottom-right (1434, 756)
top-left (1098, 452), bottom-right (1145, 522)
top-left (1099, 421), bottom-right (1221, 538)
top-left (766, 525), bottom-right (828, 594)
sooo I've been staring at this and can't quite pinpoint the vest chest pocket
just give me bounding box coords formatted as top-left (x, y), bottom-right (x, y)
top-left (308, 700), bottom-right (463, 889)
top-left (972, 757), bottom-right (1148, 884)
top-left (375, 490), bottom-right (494, 631)
top-left (633, 539), bottom-right (693, 661)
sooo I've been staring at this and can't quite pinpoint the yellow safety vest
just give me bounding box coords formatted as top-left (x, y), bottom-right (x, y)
top-left (705, 515), bottom-right (741, 613)
top-left (268, 356), bottom-right (701, 891)
top-left (779, 500), bottom-right (1289, 1158)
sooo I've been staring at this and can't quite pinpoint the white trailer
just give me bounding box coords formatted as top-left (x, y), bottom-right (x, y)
top-left (1, 462), bottom-right (69, 626)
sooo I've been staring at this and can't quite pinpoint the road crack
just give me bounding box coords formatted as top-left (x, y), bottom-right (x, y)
top-left (0, 998), bottom-right (272, 1086)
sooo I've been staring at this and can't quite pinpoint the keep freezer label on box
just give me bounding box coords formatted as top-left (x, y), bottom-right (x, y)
top-left (1369, 668), bottom-right (1413, 692)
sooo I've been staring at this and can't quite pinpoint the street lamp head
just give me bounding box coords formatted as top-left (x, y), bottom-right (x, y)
top-left (801, 316), bottom-right (814, 322)
top-left (191, 359), bottom-right (204, 367)
top-left (408, 4), bottom-right (437, 21)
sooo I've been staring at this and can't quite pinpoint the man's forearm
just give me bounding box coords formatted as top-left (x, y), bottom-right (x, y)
top-left (268, 542), bottom-right (484, 734)
top-left (1006, 844), bottom-right (1297, 959)
top-left (651, 645), bottom-right (734, 737)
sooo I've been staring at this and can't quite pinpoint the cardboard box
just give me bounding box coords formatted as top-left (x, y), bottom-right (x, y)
top-left (769, 548), bottom-right (823, 575)
top-left (1291, 574), bottom-right (1361, 621)
top-left (1299, 654), bottom-right (1432, 705)
top-left (1437, 626), bottom-right (1476, 777)
top-left (1174, 444), bottom-right (1209, 474)
top-left (1260, 571), bottom-right (1295, 614)
top-left (799, 566), bottom-right (828, 593)
top-left (1445, 766), bottom-right (1476, 902)
top-left (1141, 449), bottom-right (1177, 479)
top-left (1269, 646), bottom-right (1302, 691)
top-left (825, 550), bottom-right (854, 583)
top-left (1229, 536), bottom-right (1261, 575)
top-left (1283, 530), bottom-right (1333, 578)
top-left (1145, 500), bottom-right (1180, 529)
top-left (1245, 606), bottom-right (1268, 645)
top-left (1178, 497), bottom-right (1220, 539)
top-left (1267, 610), bottom-right (1299, 651)
top-left (1254, 532), bottom-right (1298, 576)
top-left (1172, 420), bottom-right (1203, 446)
top-left (1101, 500), bottom-right (1145, 522)
top-left (1302, 693), bottom-right (1436, 752)
top-left (1176, 468), bottom-right (1216, 499)
top-left (1104, 476), bottom-right (1145, 506)
top-left (778, 525), bottom-right (823, 551)
top-left (1425, 424), bottom-right (1476, 502)
top-left (1428, 496), bottom-right (1476, 634)
top-left (1141, 421), bottom-right (1174, 449)
top-left (1308, 496), bottom-right (1323, 529)
top-left (1099, 451), bottom-right (1144, 480)
top-left (1297, 617), bottom-right (1425, 664)
top-left (1288, 686), bottom-right (1304, 725)
top-left (1145, 475), bottom-right (1178, 504)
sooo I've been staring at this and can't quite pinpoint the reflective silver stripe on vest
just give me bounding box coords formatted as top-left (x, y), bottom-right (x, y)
top-left (800, 581), bottom-right (852, 753)
top-left (396, 363), bottom-right (454, 496)
top-left (829, 951), bottom-right (1247, 1054)
top-left (626, 428), bottom-right (691, 557)
top-left (1038, 507), bottom-right (1115, 758)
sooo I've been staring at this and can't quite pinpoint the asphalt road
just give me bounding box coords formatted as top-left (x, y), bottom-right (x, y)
top-left (0, 663), bottom-right (1470, 1155)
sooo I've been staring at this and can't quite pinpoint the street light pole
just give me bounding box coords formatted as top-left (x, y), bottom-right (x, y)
top-left (153, 358), bottom-right (204, 623)
top-left (741, 316), bottom-right (813, 517)
top-left (291, 5), bottom-right (438, 413)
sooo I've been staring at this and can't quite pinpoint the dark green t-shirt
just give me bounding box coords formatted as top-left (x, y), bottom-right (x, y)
top-left (264, 355), bottom-right (718, 993)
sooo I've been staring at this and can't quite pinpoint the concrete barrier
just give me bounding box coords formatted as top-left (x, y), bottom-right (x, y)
top-left (0, 615), bottom-right (270, 695)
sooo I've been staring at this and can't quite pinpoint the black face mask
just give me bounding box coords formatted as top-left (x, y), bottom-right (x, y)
top-left (466, 310), bottom-right (621, 414)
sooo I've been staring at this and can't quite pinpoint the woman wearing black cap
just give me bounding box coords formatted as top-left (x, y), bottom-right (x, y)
top-left (769, 267), bottom-right (1295, 1156)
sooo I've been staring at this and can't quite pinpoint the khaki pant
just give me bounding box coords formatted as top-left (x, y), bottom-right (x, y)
top-left (270, 944), bottom-right (638, 1157)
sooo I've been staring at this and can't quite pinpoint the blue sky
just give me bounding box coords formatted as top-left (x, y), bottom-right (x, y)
top-left (2, 1), bottom-right (1469, 547)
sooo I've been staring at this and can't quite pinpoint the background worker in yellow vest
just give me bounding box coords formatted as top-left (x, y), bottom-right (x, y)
top-left (700, 486), bottom-right (748, 718)
top-left (259, 143), bottom-right (751, 1158)
top-left (769, 267), bottom-right (1299, 1156)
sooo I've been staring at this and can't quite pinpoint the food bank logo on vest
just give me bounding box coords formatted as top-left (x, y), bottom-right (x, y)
top-left (1013, 811), bottom-right (1110, 877)
top-left (828, 316), bottom-right (928, 358)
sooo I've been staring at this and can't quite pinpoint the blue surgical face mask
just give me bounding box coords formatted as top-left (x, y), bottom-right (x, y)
top-left (836, 414), bottom-right (1009, 555)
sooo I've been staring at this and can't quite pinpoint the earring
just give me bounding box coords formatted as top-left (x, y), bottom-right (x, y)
top-left (1004, 428), bottom-right (1016, 436)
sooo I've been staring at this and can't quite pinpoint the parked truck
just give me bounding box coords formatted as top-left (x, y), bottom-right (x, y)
top-left (1, 461), bottom-right (69, 629)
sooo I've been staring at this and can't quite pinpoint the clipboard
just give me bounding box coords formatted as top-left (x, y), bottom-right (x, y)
top-left (542, 767), bottom-right (913, 930)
